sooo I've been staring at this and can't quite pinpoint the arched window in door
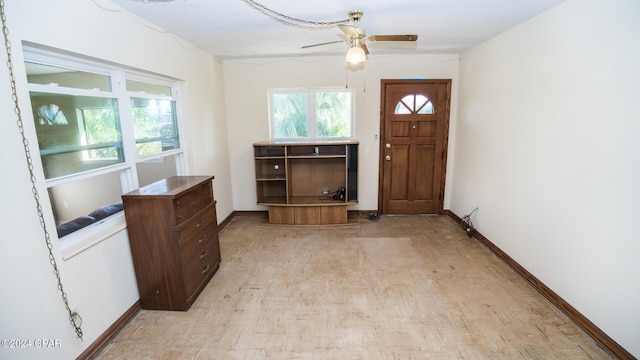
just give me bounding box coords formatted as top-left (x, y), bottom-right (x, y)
top-left (394, 94), bottom-right (434, 115)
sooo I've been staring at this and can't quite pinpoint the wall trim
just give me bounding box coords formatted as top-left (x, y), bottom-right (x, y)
top-left (229, 210), bottom-right (268, 217)
top-left (444, 210), bottom-right (634, 360)
top-left (77, 300), bottom-right (141, 360)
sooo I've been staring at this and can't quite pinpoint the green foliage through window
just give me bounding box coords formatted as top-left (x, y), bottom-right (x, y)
top-left (316, 91), bottom-right (351, 138)
top-left (270, 88), bottom-right (353, 140)
top-left (131, 98), bottom-right (180, 157)
top-left (272, 92), bottom-right (308, 138)
top-left (81, 107), bottom-right (122, 160)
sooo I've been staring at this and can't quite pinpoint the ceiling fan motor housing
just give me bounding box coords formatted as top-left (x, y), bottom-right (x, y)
top-left (348, 10), bottom-right (363, 22)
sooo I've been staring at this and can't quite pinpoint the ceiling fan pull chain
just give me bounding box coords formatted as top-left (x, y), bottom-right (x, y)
top-left (363, 65), bottom-right (366, 93)
top-left (0, 0), bottom-right (83, 341)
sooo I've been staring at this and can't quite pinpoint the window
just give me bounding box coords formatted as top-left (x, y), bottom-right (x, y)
top-left (24, 48), bottom-right (185, 241)
top-left (269, 88), bottom-right (354, 140)
top-left (394, 94), bottom-right (434, 115)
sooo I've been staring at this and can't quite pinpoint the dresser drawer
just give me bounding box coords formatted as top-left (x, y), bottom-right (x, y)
top-left (179, 222), bottom-right (216, 260)
top-left (174, 181), bottom-right (213, 224)
top-left (182, 234), bottom-right (220, 297)
top-left (177, 203), bottom-right (217, 243)
top-left (177, 208), bottom-right (220, 298)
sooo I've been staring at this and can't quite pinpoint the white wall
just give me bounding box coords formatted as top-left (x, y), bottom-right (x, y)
top-left (0, 1), bottom-right (231, 359)
top-left (451, 0), bottom-right (640, 356)
top-left (3, 0), bottom-right (635, 358)
top-left (223, 54), bottom-right (460, 211)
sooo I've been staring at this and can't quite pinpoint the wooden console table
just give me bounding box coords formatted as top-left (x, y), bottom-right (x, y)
top-left (253, 141), bottom-right (358, 225)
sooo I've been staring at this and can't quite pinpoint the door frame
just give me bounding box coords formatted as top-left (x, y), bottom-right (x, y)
top-left (377, 79), bottom-right (452, 214)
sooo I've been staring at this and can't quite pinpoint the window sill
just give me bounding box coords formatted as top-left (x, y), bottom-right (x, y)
top-left (60, 212), bottom-right (127, 260)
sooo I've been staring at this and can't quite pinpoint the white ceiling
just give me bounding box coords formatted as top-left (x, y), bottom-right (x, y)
top-left (108, 0), bottom-right (566, 59)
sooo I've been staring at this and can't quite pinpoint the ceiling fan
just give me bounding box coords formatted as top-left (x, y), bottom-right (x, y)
top-left (302, 10), bottom-right (418, 64)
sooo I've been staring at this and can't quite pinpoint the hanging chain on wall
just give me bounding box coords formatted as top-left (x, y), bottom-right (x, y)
top-left (0, 0), bottom-right (83, 340)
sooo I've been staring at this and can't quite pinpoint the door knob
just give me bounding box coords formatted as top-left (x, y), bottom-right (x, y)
top-left (386, 143), bottom-right (391, 148)
top-left (385, 155), bottom-right (391, 161)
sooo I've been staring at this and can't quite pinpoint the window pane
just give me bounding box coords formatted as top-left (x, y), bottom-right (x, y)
top-left (30, 92), bottom-right (123, 179)
top-left (126, 80), bottom-right (172, 96)
top-left (272, 92), bottom-right (308, 138)
top-left (316, 91), bottom-right (351, 137)
top-left (25, 62), bottom-right (111, 91)
top-left (131, 97), bottom-right (180, 156)
top-left (416, 94), bottom-right (434, 114)
top-left (395, 95), bottom-right (413, 114)
top-left (49, 171), bottom-right (124, 236)
top-left (417, 101), bottom-right (434, 114)
top-left (136, 155), bottom-right (178, 187)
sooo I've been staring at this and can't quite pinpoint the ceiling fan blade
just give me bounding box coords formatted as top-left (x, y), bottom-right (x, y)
top-left (301, 40), bottom-right (344, 49)
top-left (368, 34), bottom-right (418, 42)
top-left (366, 41), bottom-right (417, 50)
top-left (339, 24), bottom-right (366, 37)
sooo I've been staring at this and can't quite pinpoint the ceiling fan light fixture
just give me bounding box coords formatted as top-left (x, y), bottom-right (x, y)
top-left (346, 46), bottom-right (366, 64)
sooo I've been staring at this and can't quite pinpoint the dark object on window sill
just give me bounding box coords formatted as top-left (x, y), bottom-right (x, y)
top-left (88, 202), bottom-right (123, 221)
top-left (56, 202), bottom-right (123, 238)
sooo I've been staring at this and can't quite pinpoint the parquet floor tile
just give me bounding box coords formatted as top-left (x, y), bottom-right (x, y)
top-left (97, 214), bottom-right (611, 359)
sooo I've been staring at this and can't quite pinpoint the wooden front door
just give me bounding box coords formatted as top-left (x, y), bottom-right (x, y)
top-left (379, 79), bottom-right (451, 214)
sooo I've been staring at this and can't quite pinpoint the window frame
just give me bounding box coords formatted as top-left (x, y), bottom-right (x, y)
top-left (23, 45), bottom-right (186, 258)
top-left (268, 87), bottom-right (355, 141)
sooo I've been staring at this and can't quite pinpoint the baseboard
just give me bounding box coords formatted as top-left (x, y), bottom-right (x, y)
top-left (230, 210), bottom-right (268, 217)
top-left (444, 210), bottom-right (634, 360)
top-left (351, 210), bottom-right (379, 215)
top-left (76, 300), bottom-right (141, 360)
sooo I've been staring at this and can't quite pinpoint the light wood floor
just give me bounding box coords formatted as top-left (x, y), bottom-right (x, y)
top-left (97, 214), bottom-right (611, 359)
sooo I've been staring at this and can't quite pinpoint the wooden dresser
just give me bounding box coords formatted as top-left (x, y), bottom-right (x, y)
top-left (122, 176), bottom-right (220, 311)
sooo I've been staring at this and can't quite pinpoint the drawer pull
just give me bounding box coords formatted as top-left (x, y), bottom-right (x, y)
top-left (196, 219), bottom-right (205, 228)
top-left (175, 200), bottom-right (181, 205)
top-left (198, 235), bottom-right (207, 244)
top-left (200, 250), bottom-right (208, 259)
top-left (202, 265), bottom-right (210, 274)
